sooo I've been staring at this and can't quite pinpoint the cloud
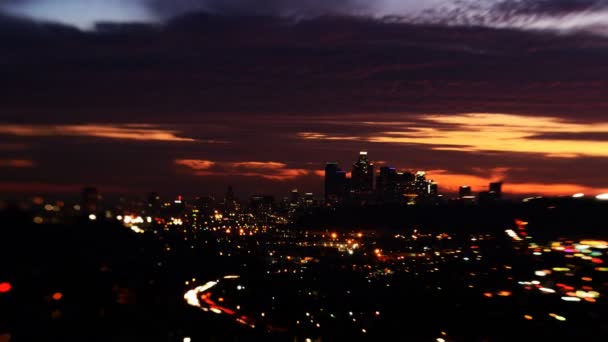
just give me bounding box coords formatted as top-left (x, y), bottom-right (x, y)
top-left (0, 159), bottom-right (35, 168)
top-left (175, 159), bottom-right (312, 181)
top-left (174, 159), bottom-right (216, 170)
top-left (300, 113), bottom-right (608, 158)
top-left (0, 124), bottom-right (196, 142)
top-left (0, 0), bottom-right (157, 30)
top-left (3, 0), bottom-right (608, 34)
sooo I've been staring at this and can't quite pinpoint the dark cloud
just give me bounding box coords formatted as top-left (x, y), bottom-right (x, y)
top-left (3, 0), bottom-right (608, 34)
top-left (148, 0), bottom-right (367, 18)
top-left (493, 0), bottom-right (608, 15)
top-left (1, 12), bottom-right (608, 197)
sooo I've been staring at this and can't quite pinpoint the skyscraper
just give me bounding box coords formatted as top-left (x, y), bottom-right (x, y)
top-left (324, 162), bottom-right (347, 203)
top-left (459, 186), bottom-right (472, 198)
top-left (490, 182), bottom-right (503, 199)
top-left (428, 180), bottom-right (439, 196)
top-left (376, 166), bottom-right (398, 201)
top-left (414, 171), bottom-right (427, 196)
top-left (351, 151), bottom-right (374, 193)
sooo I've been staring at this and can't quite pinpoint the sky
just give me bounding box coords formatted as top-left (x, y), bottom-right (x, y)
top-left (1, 0), bottom-right (608, 199)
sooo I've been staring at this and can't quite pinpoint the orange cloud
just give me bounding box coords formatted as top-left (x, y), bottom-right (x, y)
top-left (0, 124), bottom-right (196, 142)
top-left (298, 132), bottom-right (359, 141)
top-left (176, 159), bottom-right (311, 181)
top-left (370, 113), bottom-right (608, 157)
top-left (313, 170), bottom-right (325, 177)
top-left (174, 159), bottom-right (216, 170)
top-left (0, 159), bottom-right (35, 168)
top-left (299, 113), bottom-right (608, 158)
top-left (230, 161), bottom-right (287, 169)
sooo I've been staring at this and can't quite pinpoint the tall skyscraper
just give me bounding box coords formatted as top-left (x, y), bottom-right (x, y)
top-left (489, 182), bottom-right (503, 199)
top-left (290, 189), bottom-right (300, 205)
top-left (377, 166), bottom-right (397, 202)
top-left (414, 171), bottom-right (427, 196)
top-left (325, 162), bottom-right (347, 203)
top-left (459, 186), bottom-right (472, 198)
top-left (428, 180), bottom-right (439, 196)
top-left (351, 151), bottom-right (374, 193)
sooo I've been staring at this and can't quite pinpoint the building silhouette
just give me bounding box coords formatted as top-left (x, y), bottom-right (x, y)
top-left (324, 162), bottom-right (347, 203)
top-left (459, 186), bottom-right (472, 198)
top-left (351, 152), bottom-right (374, 193)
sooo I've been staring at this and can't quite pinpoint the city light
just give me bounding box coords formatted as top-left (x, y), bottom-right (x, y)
top-left (0, 282), bottom-right (11, 293)
top-left (596, 193), bottom-right (608, 200)
top-left (88, 214), bottom-right (97, 221)
top-left (572, 193), bottom-right (585, 198)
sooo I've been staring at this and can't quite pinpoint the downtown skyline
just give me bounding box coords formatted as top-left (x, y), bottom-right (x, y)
top-left (1, 1), bottom-right (608, 197)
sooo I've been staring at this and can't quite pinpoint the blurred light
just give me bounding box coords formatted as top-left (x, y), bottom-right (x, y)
top-left (539, 287), bottom-right (556, 294)
top-left (0, 282), bottom-right (11, 293)
top-left (561, 297), bottom-right (581, 302)
top-left (130, 226), bottom-right (144, 234)
top-left (535, 270), bottom-right (549, 277)
top-left (224, 275), bottom-right (240, 279)
top-left (437, 339), bottom-right (446, 342)
top-left (52, 292), bottom-right (63, 301)
top-left (572, 193), bottom-right (585, 198)
top-left (88, 214), bottom-right (97, 221)
top-left (580, 240), bottom-right (608, 249)
top-left (596, 193), bottom-right (608, 200)
top-left (183, 338), bottom-right (191, 342)
top-left (549, 313), bottom-right (566, 321)
top-left (497, 291), bottom-right (512, 297)
top-left (524, 315), bottom-right (533, 320)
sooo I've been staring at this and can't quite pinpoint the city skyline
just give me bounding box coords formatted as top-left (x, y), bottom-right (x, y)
top-left (3, 3), bottom-right (608, 342)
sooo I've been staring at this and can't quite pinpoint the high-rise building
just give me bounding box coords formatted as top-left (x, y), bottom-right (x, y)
top-left (428, 180), bottom-right (439, 196)
top-left (325, 162), bottom-right (347, 203)
top-left (290, 189), bottom-right (300, 205)
top-left (414, 171), bottom-right (427, 196)
top-left (376, 166), bottom-right (398, 201)
top-left (351, 151), bottom-right (374, 193)
top-left (459, 186), bottom-right (472, 198)
top-left (489, 182), bottom-right (503, 199)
